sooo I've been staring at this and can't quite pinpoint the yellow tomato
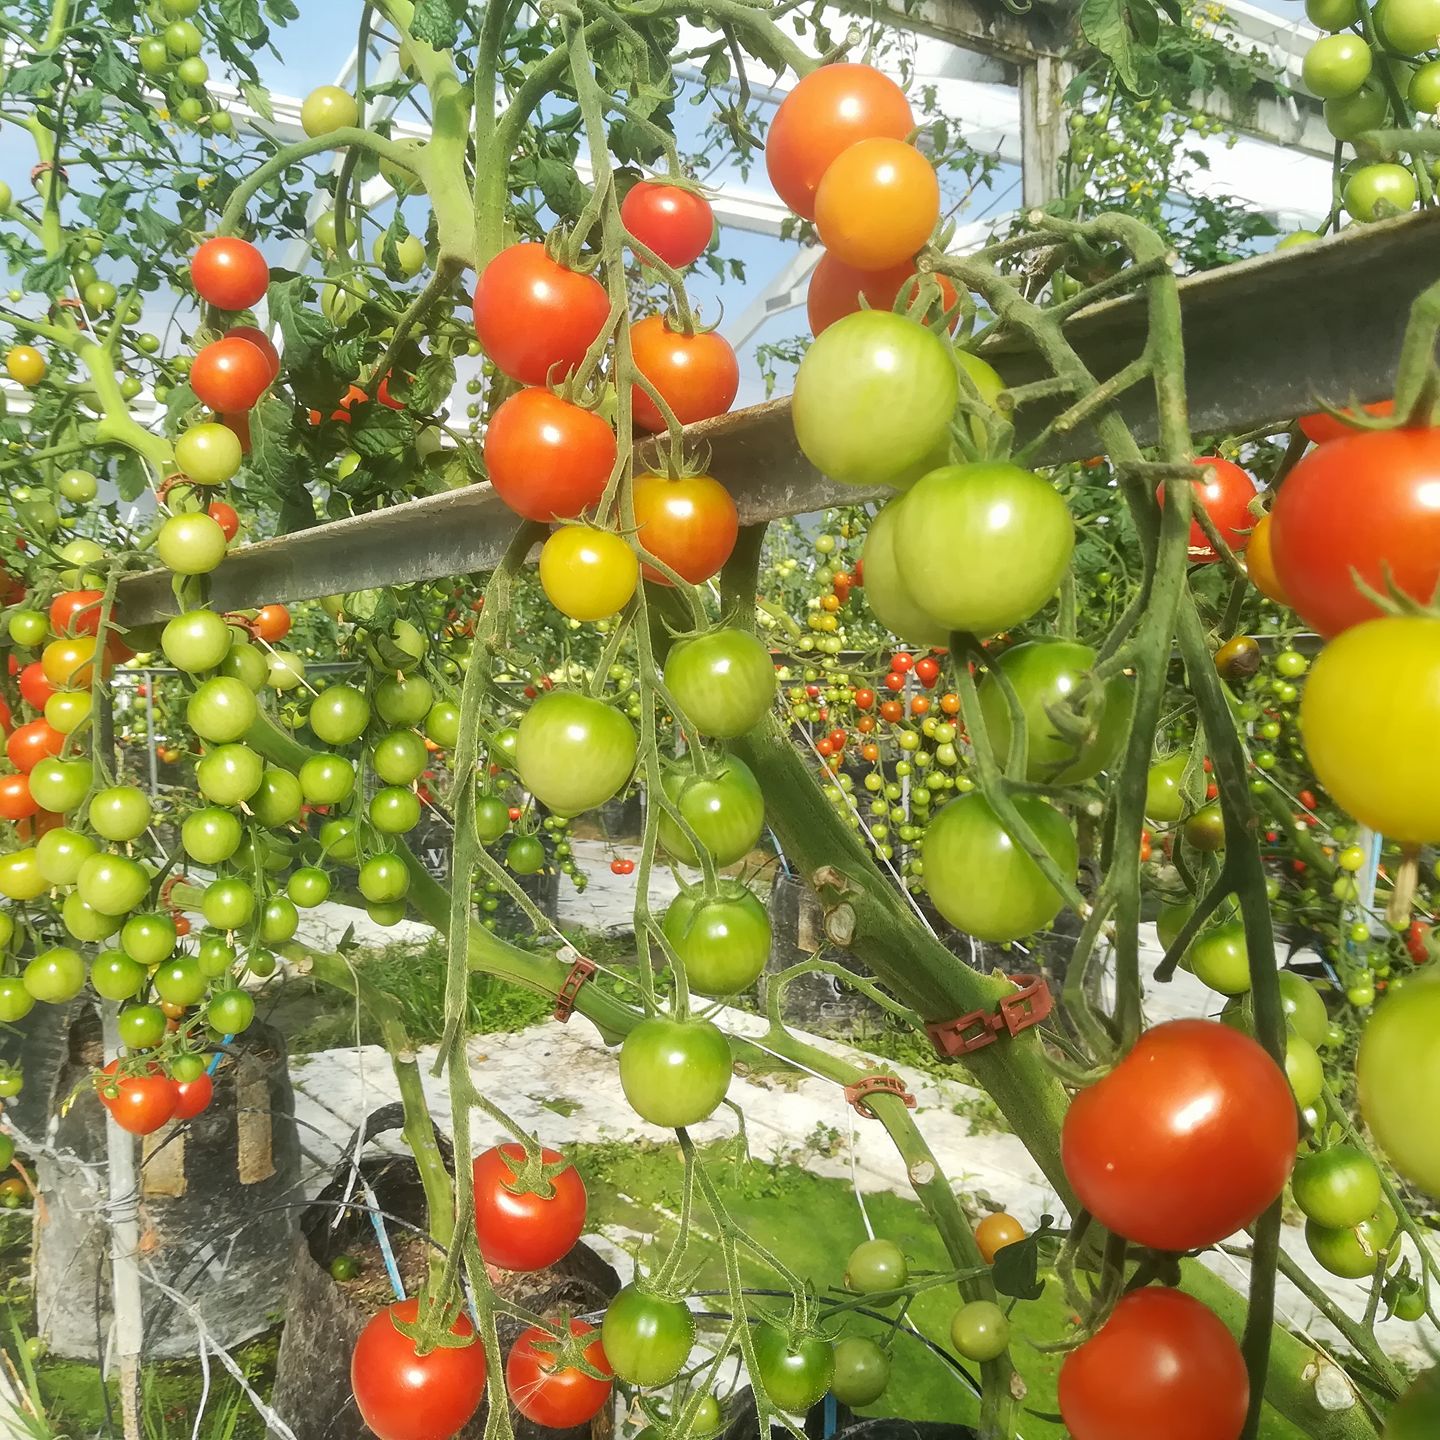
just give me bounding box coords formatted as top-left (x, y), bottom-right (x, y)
top-left (1300, 616), bottom-right (1440, 844)
top-left (6, 345), bottom-right (45, 386)
top-left (42, 636), bottom-right (98, 689)
top-left (539, 526), bottom-right (638, 621)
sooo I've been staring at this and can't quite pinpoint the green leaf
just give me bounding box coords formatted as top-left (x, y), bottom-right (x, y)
top-left (90, 43), bottom-right (136, 97)
top-left (536, 157), bottom-right (587, 220)
top-left (240, 80), bottom-right (274, 123)
top-left (268, 276), bottom-right (330, 374)
top-left (3, 59), bottom-right (62, 97)
top-left (411, 0), bottom-right (463, 48)
top-left (114, 452), bottom-right (148, 504)
top-left (1080, 0), bottom-right (1147, 94)
top-left (218, 0), bottom-right (266, 42)
top-left (405, 351), bottom-right (456, 414)
top-left (264, 0), bottom-right (300, 20)
top-left (133, 204), bottom-right (172, 250)
top-left (22, 254), bottom-right (70, 298)
top-left (347, 403), bottom-right (413, 458)
top-left (989, 1215), bottom-right (1053, 1301)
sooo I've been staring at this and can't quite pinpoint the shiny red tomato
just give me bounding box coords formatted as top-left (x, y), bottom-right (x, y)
top-left (225, 324), bottom-right (281, 381)
top-left (621, 182), bottom-right (714, 267)
top-left (50, 589), bottom-right (104, 637)
top-left (97, 1061), bottom-right (178, 1135)
top-left (351, 1298), bottom-right (487, 1440)
top-left (472, 1143), bottom-right (587, 1271)
top-left (484, 389), bottom-right (616, 521)
top-left (472, 243), bottom-right (609, 385)
top-left (7, 718), bottom-right (63, 773)
top-left (807, 251), bottom-right (959, 336)
top-left (1270, 427), bottom-right (1440, 636)
top-left (208, 501), bottom-right (241, 540)
top-left (1059, 1288), bottom-right (1248, 1440)
top-left (1061, 1019), bottom-right (1297, 1250)
top-left (1298, 398), bottom-right (1392, 444)
top-left (632, 472), bottom-right (738, 584)
top-left (253, 604), bottom-right (291, 642)
top-left (190, 336), bottom-right (272, 413)
top-left (766, 63), bottom-right (914, 220)
top-left (0, 774), bottom-right (37, 821)
top-left (190, 237), bottom-right (268, 311)
top-left (18, 663), bottom-right (55, 711)
top-left (172, 1071), bottom-right (214, 1120)
top-left (505, 1319), bottom-right (612, 1428)
top-left (1156, 457), bottom-right (1256, 563)
top-left (630, 316), bottom-right (738, 432)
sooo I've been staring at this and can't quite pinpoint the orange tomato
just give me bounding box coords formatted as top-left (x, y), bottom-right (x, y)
top-left (1244, 513), bottom-right (1290, 607)
top-left (806, 251), bottom-right (959, 337)
top-left (974, 1211), bottom-right (1026, 1263)
top-left (814, 139), bottom-right (939, 271)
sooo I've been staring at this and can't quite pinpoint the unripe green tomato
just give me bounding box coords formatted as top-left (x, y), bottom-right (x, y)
top-left (163, 20), bottom-right (202, 57)
top-left (1302, 33), bottom-right (1372, 99)
top-left (1324, 79), bottom-right (1389, 141)
top-left (83, 280), bottom-right (118, 312)
top-left (1345, 163), bottom-right (1418, 222)
top-left (57, 468), bottom-right (99, 502)
top-left (138, 36), bottom-right (171, 75)
top-left (950, 1301), bottom-right (1010, 1362)
top-left (1378, 0), bottom-right (1440, 53)
top-left (300, 85), bottom-right (359, 138)
top-left (156, 511), bottom-right (228, 574)
top-left (91, 951), bottom-right (146, 1001)
top-left (372, 232), bottom-right (426, 280)
top-left (175, 422), bottom-right (243, 485)
top-left (176, 55), bottom-right (208, 88)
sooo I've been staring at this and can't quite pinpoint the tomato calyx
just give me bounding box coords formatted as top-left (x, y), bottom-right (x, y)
top-left (516, 1311), bottom-right (612, 1380)
top-left (387, 1292), bottom-right (482, 1354)
top-left (493, 1138), bottom-right (575, 1202)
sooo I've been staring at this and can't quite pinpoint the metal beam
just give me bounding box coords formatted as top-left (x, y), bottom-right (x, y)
top-left (114, 209), bottom-right (1440, 626)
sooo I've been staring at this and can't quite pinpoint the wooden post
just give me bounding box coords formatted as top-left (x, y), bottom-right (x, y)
top-left (1019, 54), bottom-right (1071, 208)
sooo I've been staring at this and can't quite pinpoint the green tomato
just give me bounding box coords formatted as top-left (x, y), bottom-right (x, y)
top-left (1190, 922), bottom-right (1252, 996)
top-left (187, 676), bottom-right (259, 744)
top-left (829, 1336), bottom-right (890, 1408)
top-left (35, 827), bottom-right (99, 886)
top-left (1324, 79), bottom-right (1389, 141)
top-left (618, 1016), bottom-right (732, 1127)
top-left (426, 701), bottom-right (461, 749)
top-left (859, 499), bottom-right (950, 649)
top-left (664, 630), bottom-right (776, 739)
top-left (1411, 58), bottom-right (1440, 111)
top-left (91, 951), bottom-right (146, 1001)
top-left (309, 684), bottom-right (371, 744)
top-left (372, 232), bottom-right (426, 280)
top-left (844, 1238), bottom-right (908, 1295)
top-left (1378, 0), bottom-right (1440, 53)
top-left (219, 638), bottom-right (270, 692)
top-left (750, 1323), bottom-right (835, 1414)
top-left (300, 85), bottom-right (359, 137)
top-left (1286, 1029), bottom-right (1325, 1108)
top-left (1278, 971), bottom-right (1329, 1050)
top-left (1306, 1202), bottom-right (1399, 1278)
top-left (156, 511), bottom-right (228, 575)
top-left (287, 866), bottom-right (332, 908)
top-left (259, 896), bottom-right (298, 944)
top-left (922, 793), bottom-right (1076, 942)
top-left (182, 806), bottom-right (243, 864)
top-left (1306, 0), bottom-right (1359, 27)
top-left (23, 946), bottom-right (87, 1004)
top-left (201, 877), bottom-right (255, 931)
top-left (154, 955), bottom-right (206, 1006)
top-left (515, 693), bottom-right (636, 816)
top-left (77, 853), bottom-right (150, 916)
top-left (357, 854), bottom-right (409, 905)
top-left (251, 768), bottom-right (304, 827)
top-left (1345, 163), bottom-right (1418, 222)
top-left (121, 912), bottom-right (177, 966)
top-left (600, 1285), bottom-right (697, 1388)
top-left (475, 796), bottom-right (510, 845)
top-left (29, 758), bottom-right (91, 815)
top-left (174, 421), bottom-right (243, 486)
top-left (370, 786), bottom-right (421, 834)
top-left (370, 730), bottom-right (428, 787)
top-left (976, 640), bottom-right (1132, 785)
top-left (196, 744), bottom-right (264, 805)
top-left (0, 978), bottom-right (33, 1024)
top-left (196, 934), bottom-right (236, 978)
top-left (118, 1003), bottom-right (167, 1049)
top-left (0, 850), bottom-right (46, 902)
top-left (63, 892), bottom-right (123, 942)
top-left (950, 1300), bottom-right (1010, 1362)
top-left (661, 883), bottom-right (770, 996)
top-left (375, 674), bottom-right (434, 728)
top-left (1292, 1145), bottom-right (1383, 1229)
top-left (1358, 974), bottom-right (1440, 1195)
top-left (299, 753), bottom-right (356, 806)
top-left (89, 786), bottom-right (154, 844)
top-left (163, 18), bottom-right (202, 56)
top-left (207, 988), bottom-right (255, 1033)
top-left (1144, 754), bottom-right (1189, 823)
top-left (1302, 34), bottom-right (1372, 99)
top-left (893, 463), bottom-right (1074, 637)
top-left (657, 758), bottom-right (765, 867)
top-left (7, 609), bottom-right (48, 647)
top-left (320, 817), bottom-right (358, 862)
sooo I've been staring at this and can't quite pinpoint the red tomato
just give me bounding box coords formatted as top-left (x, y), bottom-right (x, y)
top-left (814, 138), bottom-right (940, 271)
top-left (630, 316), bottom-right (738, 432)
top-left (484, 389), bottom-right (616, 521)
top-left (1405, 920), bottom-right (1431, 964)
top-left (6, 718), bottom-right (63, 773)
top-left (0, 562), bottom-right (24, 605)
top-left (50, 589), bottom-right (104, 636)
top-left (854, 688), bottom-right (875, 710)
top-left (1269, 427), bottom-right (1440, 636)
top-left (173, 1072), bottom-right (214, 1120)
top-left (632, 472), bottom-right (738, 584)
top-left (914, 656), bottom-right (940, 686)
top-left (220, 411), bottom-right (252, 454)
top-left (766, 63), bottom-right (914, 220)
top-left (621, 182), bottom-right (714, 268)
top-left (253, 604), bottom-right (291, 642)
top-left (1059, 1288), bottom-right (1248, 1440)
top-left (0, 774), bottom-right (38, 821)
top-left (190, 237), bottom-right (269, 311)
top-left (208, 501), bottom-right (241, 541)
top-left (472, 243), bottom-right (609, 385)
top-left (505, 1319), bottom-right (612, 1428)
top-left (807, 251), bottom-right (959, 336)
top-left (1061, 1019), bottom-right (1296, 1251)
top-left (0, 694), bottom-right (10, 737)
top-left (225, 324), bottom-right (281, 382)
top-left (1156, 457), bottom-right (1256, 563)
top-left (1298, 399), bottom-right (1392, 444)
top-left (18, 663), bottom-right (56, 711)
top-left (190, 336), bottom-right (273, 413)
top-left (97, 1061), bottom-right (178, 1136)
top-left (472, 1143), bottom-right (587, 1271)
top-left (351, 1298), bottom-right (487, 1440)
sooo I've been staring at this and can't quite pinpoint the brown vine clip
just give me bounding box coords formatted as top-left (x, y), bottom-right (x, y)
top-left (844, 1073), bottom-right (916, 1120)
top-left (552, 956), bottom-right (596, 1022)
top-left (925, 975), bottom-right (1053, 1059)
top-left (159, 873), bottom-right (190, 915)
top-left (222, 611), bottom-right (261, 639)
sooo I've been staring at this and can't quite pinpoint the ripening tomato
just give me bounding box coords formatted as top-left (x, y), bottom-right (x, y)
top-left (50, 589), bottom-right (104, 636)
top-left (172, 1071), bottom-right (214, 1121)
top-left (351, 1298), bottom-right (487, 1440)
top-left (472, 243), bottom-right (609, 385)
top-left (0, 775), bottom-right (37, 821)
top-left (1061, 1019), bottom-right (1297, 1250)
top-left (629, 316), bottom-right (739, 432)
top-left (766, 63), bottom-right (914, 220)
top-left (7, 718), bottom-right (63, 773)
top-left (539, 526), bottom-right (638, 621)
top-left (807, 251), bottom-right (959, 336)
top-left (19, 664), bottom-right (56, 712)
top-left (253, 604), bottom-right (292, 642)
top-left (208, 501), bottom-right (240, 540)
top-left (485, 389), bottom-right (616, 521)
top-left (506, 1319), bottom-right (612, 1428)
top-left (190, 336), bottom-right (272, 413)
top-left (814, 138), bottom-right (939, 271)
top-left (922, 793), bottom-right (1077, 941)
top-left (472, 1142), bottom-right (587, 1271)
top-left (225, 324), bottom-right (281, 382)
top-left (632, 472), bottom-right (738, 584)
top-left (621, 181), bottom-right (714, 267)
top-left (1270, 427), bottom-right (1440, 636)
top-left (1299, 616), bottom-right (1440, 844)
top-left (1157, 456), bottom-right (1256, 563)
top-left (1059, 1288), bottom-right (1248, 1440)
top-left (1298, 399), bottom-right (1393, 444)
top-left (190, 237), bottom-right (268, 310)
top-left (1243, 511), bottom-right (1290, 606)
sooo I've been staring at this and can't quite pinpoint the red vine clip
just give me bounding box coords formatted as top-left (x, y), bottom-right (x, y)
top-left (159, 873), bottom-right (190, 912)
top-left (925, 975), bottom-right (1053, 1059)
top-left (844, 1073), bottom-right (916, 1120)
top-left (553, 956), bottom-right (597, 1023)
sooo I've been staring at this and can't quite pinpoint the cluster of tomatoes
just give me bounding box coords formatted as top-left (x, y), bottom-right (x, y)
top-left (1299, 0), bottom-right (1440, 225)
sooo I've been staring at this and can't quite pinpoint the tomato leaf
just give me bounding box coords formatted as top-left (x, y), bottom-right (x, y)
top-left (114, 452), bottom-right (148, 504)
top-left (406, 351), bottom-right (456, 415)
top-left (411, 0), bottom-right (465, 49)
top-left (989, 1215), bottom-right (1054, 1301)
top-left (348, 404), bottom-right (413, 459)
top-left (1079, 0), bottom-right (1151, 95)
top-left (21, 254), bottom-right (69, 298)
top-left (268, 276), bottom-right (331, 374)
top-left (240, 80), bottom-right (274, 123)
top-left (218, 0), bottom-right (266, 43)
top-left (2, 59), bottom-right (62, 97)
